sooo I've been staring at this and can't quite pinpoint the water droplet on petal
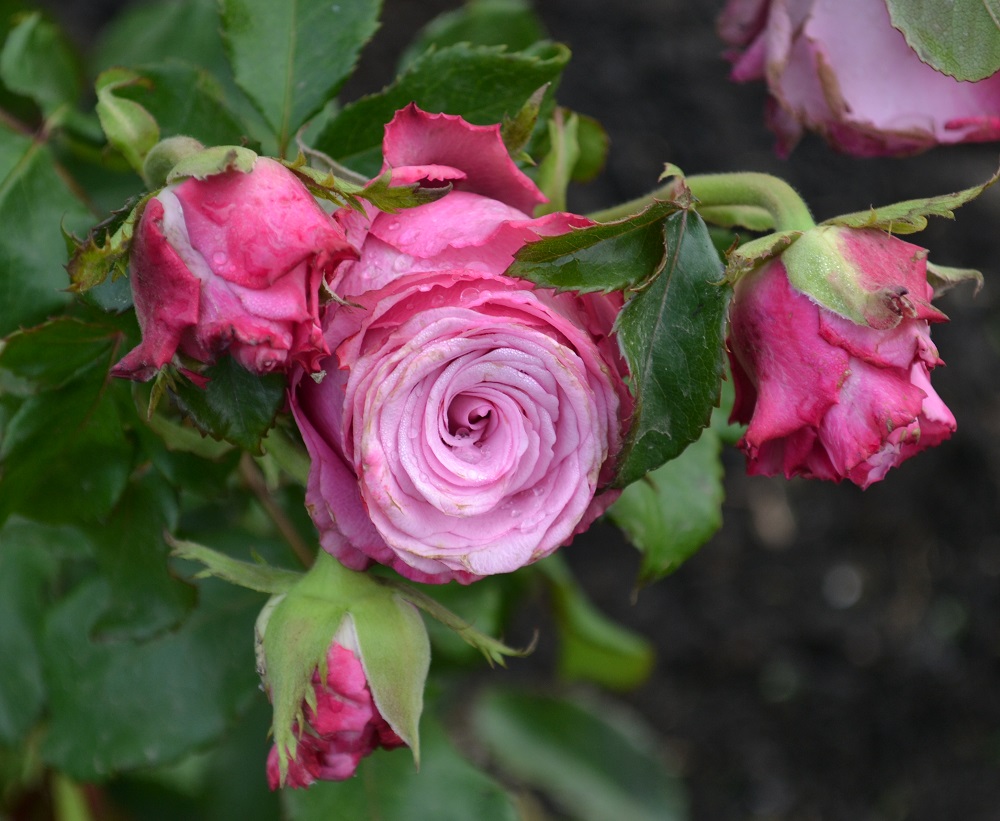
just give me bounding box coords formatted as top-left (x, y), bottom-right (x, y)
top-left (212, 251), bottom-right (228, 266)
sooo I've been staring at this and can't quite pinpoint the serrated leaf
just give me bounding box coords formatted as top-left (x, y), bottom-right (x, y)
top-left (472, 689), bottom-right (688, 821)
top-left (0, 127), bottom-right (92, 337)
top-left (66, 194), bottom-right (146, 293)
top-left (87, 475), bottom-right (197, 641)
top-left (0, 319), bottom-right (132, 526)
top-left (399, 0), bottom-right (547, 72)
top-left (540, 556), bottom-right (654, 690)
top-left (41, 577), bottom-right (262, 781)
top-left (220, 0), bottom-right (382, 154)
top-left (823, 168), bottom-right (1000, 235)
top-left (0, 11), bottom-right (80, 118)
top-left (0, 522), bottom-right (59, 743)
top-left (609, 427), bottom-right (724, 583)
top-left (614, 210), bottom-right (730, 487)
top-left (314, 42), bottom-right (570, 176)
top-left (287, 161), bottom-right (451, 214)
top-left (886, 0), bottom-right (1000, 81)
top-left (169, 357), bottom-right (286, 453)
top-left (282, 711), bottom-right (519, 820)
top-left (507, 199), bottom-right (683, 292)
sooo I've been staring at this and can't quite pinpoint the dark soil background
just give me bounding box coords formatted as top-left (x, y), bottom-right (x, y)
top-left (39, 1), bottom-right (1000, 819)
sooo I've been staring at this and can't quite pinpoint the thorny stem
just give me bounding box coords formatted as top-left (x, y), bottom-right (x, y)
top-left (239, 452), bottom-right (315, 568)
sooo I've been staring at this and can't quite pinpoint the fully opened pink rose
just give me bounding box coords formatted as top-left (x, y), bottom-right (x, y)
top-left (718, 0), bottom-right (1000, 156)
top-left (727, 227), bottom-right (955, 488)
top-left (266, 640), bottom-right (403, 789)
top-left (112, 156), bottom-right (355, 381)
top-left (291, 106), bottom-right (631, 584)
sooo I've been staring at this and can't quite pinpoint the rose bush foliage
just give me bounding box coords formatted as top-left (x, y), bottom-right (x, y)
top-left (727, 226), bottom-right (956, 487)
top-left (113, 157), bottom-right (355, 380)
top-left (291, 106), bottom-right (631, 584)
top-left (718, 0), bottom-right (1000, 156)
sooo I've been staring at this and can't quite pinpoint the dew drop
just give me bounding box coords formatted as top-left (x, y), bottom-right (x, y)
top-left (212, 251), bottom-right (228, 266)
top-left (393, 254), bottom-right (413, 272)
top-left (432, 294), bottom-right (445, 307)
top-left (509, 508), bottom-right (521, 518)
top-left (387, 221), bottom-right (400, 231)
top-left (460, 287), bottom-right (480, 302)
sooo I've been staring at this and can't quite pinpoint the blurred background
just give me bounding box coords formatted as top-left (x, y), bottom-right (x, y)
top-left (34, 0), bottom-right (1000, 818)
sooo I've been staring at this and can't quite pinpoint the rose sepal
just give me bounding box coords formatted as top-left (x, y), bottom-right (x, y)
top-left (168, 536), bottom-right (302, 594)
top-left (256, 553), bottom-right (430, 782)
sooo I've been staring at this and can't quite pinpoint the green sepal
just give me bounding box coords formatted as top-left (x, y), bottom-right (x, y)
top-left (823, 168), bottom-right (1000, 235)
top-left (284, 158), bottom-right (451, 215)
top-left (169, 536), bottom-right (303, 594)
top-left (698, 203), bottom-right (775, 232)
top-left (166, 145), bottom-right (258, 183)
top-left (926, 261), bottom-right (984, 297)
top-left (95, 67), bottom-right (161, 178)
top-left (724, 229), bottom-right (801, 285)
top-left (65, 193), bottom-right (149, 293)
top-left (260, 553), bottom-right (429, 784)
top-left (501, 84), bottom-right (547, 158)
top-left (534, 108), bottom-right (580, 216)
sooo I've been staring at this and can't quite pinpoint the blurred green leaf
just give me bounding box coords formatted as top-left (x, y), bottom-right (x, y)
top-left (609, 428), bottom-right (724, 584)
top-left (0, 526), bottom-right (58, 743)
top-left (473, 689), bottom-right (688, 821)
top-left (886, 0), bottom-right (1000, 81)
top-left (0, 12), bottom-right (80, 118)
top-left (615, 210), bottom-right (730, 487)
top-left (399, 0), bottom-right (547, 71)
top-left (282, 711), bottom-right (520, 821)
top-left (0, 127), bottom-right (92, 337)
top-left (0, 319), bottom-right (132, 526)
top-left (540, 555), bottom-right (654, 690)
top-left (170, 357), bottom-right (286, 453)
top-left (569, 112), bottom-right (609, 183)
top-left (41, 577), bottom-right (262, 781)
top-left (88, 475), bottom-right (197, 641)
top-left (220, 0), bottom-right (382, 154)
top-left (315, 42), bottom-right (570, 176)
top-left (507, 199), bottom-right (681, 293)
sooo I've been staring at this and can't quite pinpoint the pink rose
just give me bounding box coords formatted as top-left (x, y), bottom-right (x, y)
top-left (112, 157), bottom-right (355, 381)
top-left (718, 0), bottom-right (1000, 156)
top-left (266, 641), bottom-right (403, 789)
top-left (290, 106), bottom-right (631, 584)
top-left (727, 227), bottom-right (955, 488)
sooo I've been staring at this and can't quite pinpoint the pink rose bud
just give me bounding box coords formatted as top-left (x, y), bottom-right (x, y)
top-left (112, 156), bottom-right (356, 381)
top-left (266, 640), bottom-right (404, 789)
top-left (291, 106), bottom-right (631, 584)
top-left (718, 0), bottom-right (1000, 156)
top-left (727, 227), bottom-right (956, 488)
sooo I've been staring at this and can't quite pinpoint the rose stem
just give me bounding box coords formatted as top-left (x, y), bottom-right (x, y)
top-left (239, 452), bottom-right (315, 568)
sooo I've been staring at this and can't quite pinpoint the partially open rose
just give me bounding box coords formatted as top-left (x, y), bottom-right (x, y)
top-left (718, 0), bottom-right (1000, 157)
top-left (727, 227), bottom-right (956, 487)
top-left (290, 106), bottom-right (630, 583)
top-left (113, 156), bottom-right (355, 381)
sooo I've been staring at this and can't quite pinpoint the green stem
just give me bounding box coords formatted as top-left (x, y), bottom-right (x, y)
top-left (590, 171), bottom-right (816, 232)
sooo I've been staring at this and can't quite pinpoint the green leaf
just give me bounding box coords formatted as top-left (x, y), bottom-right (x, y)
top-left (0, 127), bottom-right (92, 337)
top-left (0, 319), bottom-right (132, 526)
top-left (220, 0), bottom-right (382, 153)
top-left (169, 357), bottom-right (286, 453)
top-left (823, 168), bottom-right (1000, 235)
top-left (886, 0), bottom-right (1000, 81)
top-left (473, 689), bottom-right (688, 821)
top-left (569, 111), bottom-right (609, 183)
top-left (609, 427), bottom-right (724, 583)
top-left (41, 577), bottom-right (262, 781)
top-left (539, 556), bottom-right (654, 690)
top-left (399, 0), bottom-right (547, 71)
top-left (508, 199), bottom-right (683, 292)
top-left (314, 42), bottom-right (571, 176)
top-left (0, 522), bottom-right (58, 743)
top-left (0, 12), bottom-right (80, 118)
top-left (87, 475), bottom-right (197, 641)
top-left (286, 161), bottom-right (451, 214)
top-left (282, 711), bottom-right (519, 821)
top-left (614, 210), bottom-right (730, 487)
